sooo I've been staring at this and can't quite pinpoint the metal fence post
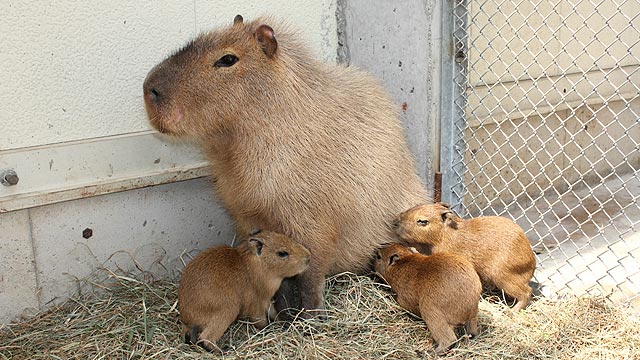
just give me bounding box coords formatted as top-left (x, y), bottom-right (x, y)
top-left (439, 0), bottom-right (468, 216)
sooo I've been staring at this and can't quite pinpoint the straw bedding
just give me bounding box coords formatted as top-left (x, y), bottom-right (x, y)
top-left (1, 270), bottom-right (639, 360)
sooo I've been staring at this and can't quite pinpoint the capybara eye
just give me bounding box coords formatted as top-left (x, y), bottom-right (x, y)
top-left (417, 219), bottom-right (429, 226)
top-left (276, 251), bottom-right (289, 258)
top-left (214, 54), bottom-right (239, 67)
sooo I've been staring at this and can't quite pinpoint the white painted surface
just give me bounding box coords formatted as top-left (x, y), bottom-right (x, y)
top-left (1, 0), bottom-right (337, 150)
top-left (0, 210), bottom-right (39, 324)
top-left (0, 0), bottom-right (337, 209)
top-left (0, 133), bottom-right (208, 212)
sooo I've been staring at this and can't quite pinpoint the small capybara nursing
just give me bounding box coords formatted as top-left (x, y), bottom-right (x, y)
top-left (143, 15), bottom-right (427, 315)
top-left (395, 203), bottom-right (536, 311)
top-left (178, 230), bottom-right (310, 351)
top-left (374, 244), bottom-right (481, 354)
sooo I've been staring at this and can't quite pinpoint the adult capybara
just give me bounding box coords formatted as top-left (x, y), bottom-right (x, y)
top-left (178, 230), bottom-right (310, 351)
top-left (374, 244), bottom-right (481, 354)
top-left (143, 15), bottom-right (427, 315)
top-left (394, 203), bottom-right (536, 311)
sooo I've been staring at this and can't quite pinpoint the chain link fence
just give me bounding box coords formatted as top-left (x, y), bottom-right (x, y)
top-left (441, 0), bottom-right (640, 308)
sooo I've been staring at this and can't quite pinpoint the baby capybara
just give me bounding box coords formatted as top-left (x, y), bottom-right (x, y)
top-left (395, 203), bottom-right (536, 311)
top-left (143, 15), bottom-right (427, 316)
top-left (374, 244), bottom-right (481, 354)
top-left (178, 230), bottom-right (310, 351)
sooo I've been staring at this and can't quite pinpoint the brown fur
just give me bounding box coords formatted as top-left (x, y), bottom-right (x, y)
top-left (395, 203), bottom-right (537, 311)
top-left (143, 15), bottom-right (427, 315)
top-left (374, 244), bottom-right (481, 354)
top-left (178, 230), bottom-right (310, 351)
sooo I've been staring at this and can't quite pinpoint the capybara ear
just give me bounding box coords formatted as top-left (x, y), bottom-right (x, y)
top-left (441, 211), bottom-right (458, 229)
top-left (249, 238), bottom-right (264, 255)
top-left (408, 247), bottom-right (419, 254)
top-left (389, 254), bottom-right (400, 266)
top-left (254, 25), bottom-right (278, 58)
top-left (440, 210), bottom-right (451, 223)
top-left (233, 14), bottom-right (244, 24)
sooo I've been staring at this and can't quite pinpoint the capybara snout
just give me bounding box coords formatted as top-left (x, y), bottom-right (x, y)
top-left (395, 202), bottom-right (455, 244)
top-left (374, 243), bottom-right (418, 277)
top-left (143, 63), bottom-right (185, 134)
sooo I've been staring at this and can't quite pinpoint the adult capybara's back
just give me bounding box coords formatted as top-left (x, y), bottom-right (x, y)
top-left (143, 15), bottom-right (428, 315)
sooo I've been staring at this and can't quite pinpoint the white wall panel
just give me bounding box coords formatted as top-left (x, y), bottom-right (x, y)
top-left (1, 1), bottom-right (337, 150)
top-left (0, 1), bottom-right (337, 211)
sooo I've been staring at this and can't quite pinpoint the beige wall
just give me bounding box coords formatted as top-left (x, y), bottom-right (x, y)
top-left (1, 1), bottom-right (337, 150)
top-left (466, 0), bottom-right (639, 123)
top-left (0, 1), bottom-right (337, 212)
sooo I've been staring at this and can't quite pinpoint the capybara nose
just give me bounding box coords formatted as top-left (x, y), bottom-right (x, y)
top-left (143, 70), bottom-right (163, 106)
top-left (149, 88), bottom-right (161, 103)
top-left (143, 82), bottom-right (162, 106)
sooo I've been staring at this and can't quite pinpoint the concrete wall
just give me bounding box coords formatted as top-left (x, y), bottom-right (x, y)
top-left (1, 179), bottom-right (232, 323)
top-left (337, 0), bottom-right (440, 189)
top-left (463, 98), bottom-right (640, 213)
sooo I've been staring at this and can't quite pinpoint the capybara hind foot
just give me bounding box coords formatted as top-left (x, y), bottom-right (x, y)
top-left (497, 276), bottom-right (532, 312)
top-left (195, 321), bottom-right (230, 353)
top-left (465, 317), bottom-right (479, 337)
top-left (424, 313), bottom-right (457, 355)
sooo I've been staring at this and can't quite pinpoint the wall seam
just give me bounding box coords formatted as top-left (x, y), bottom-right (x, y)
top-left (26, 208), bottom-right (42, 308)
top-left (335, 0), bottom-right (349, 65)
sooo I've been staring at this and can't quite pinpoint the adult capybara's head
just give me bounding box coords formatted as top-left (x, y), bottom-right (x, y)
top-left (393, 203), bottom-right (458, 244)
top-left (143, 15), bottom-right (280, 136)
top-left (373, 243), bottom-right (418, 278)
top-left (241, 230), bottom-right (311, 278)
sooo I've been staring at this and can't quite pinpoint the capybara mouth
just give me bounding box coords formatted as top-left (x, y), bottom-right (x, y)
top-left (143, 64), bottom-right (185, 134)
top-left (395, 227), bottom-right (410, 242)
top-left (144, 102), bottom-right (184, 135)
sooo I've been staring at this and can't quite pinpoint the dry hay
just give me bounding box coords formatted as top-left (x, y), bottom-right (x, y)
top-left (1, 270), bottom-right (639, 360)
